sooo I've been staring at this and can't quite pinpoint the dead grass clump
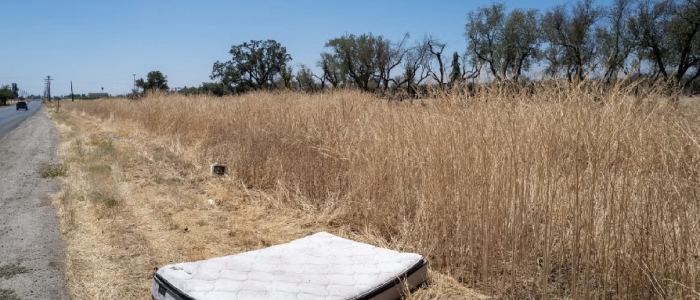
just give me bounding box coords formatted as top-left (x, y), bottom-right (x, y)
top-left (61, 84), bottom-right (700, 299)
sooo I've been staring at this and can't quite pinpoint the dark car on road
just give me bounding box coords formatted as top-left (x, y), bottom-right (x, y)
top-left (16, 101), bottom-right (28, 111)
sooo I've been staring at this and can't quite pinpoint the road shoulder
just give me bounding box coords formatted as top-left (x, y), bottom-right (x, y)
top-left (0, 108), bottom-right (68, 300)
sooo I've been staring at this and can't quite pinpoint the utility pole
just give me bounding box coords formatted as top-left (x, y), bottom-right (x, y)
top-left (44, 76), bottom-right (53, 100)
top-left (133, 74), bottom-right (136, 92)
top-left (11, 83), bottom-right (18, 98)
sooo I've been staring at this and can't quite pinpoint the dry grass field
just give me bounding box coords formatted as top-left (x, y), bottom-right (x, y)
top-left (49, 83), bottom-right (700, 299)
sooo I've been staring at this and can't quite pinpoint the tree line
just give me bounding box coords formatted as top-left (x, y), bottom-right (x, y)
top-left (138, 0), bottom-right (700, 97)
top-left (0, 84), bottom-right (19, 106)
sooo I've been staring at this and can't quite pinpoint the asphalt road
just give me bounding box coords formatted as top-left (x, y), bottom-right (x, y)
top-left (0, 101), bottom-right (43, 141)
top-left (0, 106), bottom-right (68, 299)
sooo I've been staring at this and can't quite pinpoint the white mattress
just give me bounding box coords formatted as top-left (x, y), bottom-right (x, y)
top-left (151, 232), bottom-right (428, 300)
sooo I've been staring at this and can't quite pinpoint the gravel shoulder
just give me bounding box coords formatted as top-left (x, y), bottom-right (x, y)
top-left (0, 108), bottom-right (68, 299)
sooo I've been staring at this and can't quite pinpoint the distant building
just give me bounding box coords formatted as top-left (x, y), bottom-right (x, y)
top-left (88, 93), bottom-right (109, 98)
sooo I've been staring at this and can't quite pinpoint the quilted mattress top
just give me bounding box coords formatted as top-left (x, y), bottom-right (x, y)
top-left (155, 232), bottom-right (425, 300)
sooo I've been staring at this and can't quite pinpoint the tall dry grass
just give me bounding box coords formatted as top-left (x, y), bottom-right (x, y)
top-left (65, 84), bottom-right (700, 299)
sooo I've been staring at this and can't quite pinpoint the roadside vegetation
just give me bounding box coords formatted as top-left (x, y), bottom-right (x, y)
top-left (38, 163), bottom-right (67, 178)
top-left (0, 264), bottom-right (27, 300)
top-left (144, 0), bottom-right (700, 98)
top-left (53, 80), bottom-right (700, 299)
top-left (44, 0), bottom-right (700, 298)
top-left (0, 265), bottom-right (28, 280)
top-left (0, 289), bottom-right (20, 300)
top-left (49, 96), bottom-right (480, 299)
top-left (0, 85), bottom-right (16, 106)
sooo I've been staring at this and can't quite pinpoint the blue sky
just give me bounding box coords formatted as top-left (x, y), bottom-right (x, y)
top-left (2, 0), bottom-right (577, 96)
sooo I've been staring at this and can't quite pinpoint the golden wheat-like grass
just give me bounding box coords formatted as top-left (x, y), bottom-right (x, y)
top-left (62, 84), bottom-right (700, 299)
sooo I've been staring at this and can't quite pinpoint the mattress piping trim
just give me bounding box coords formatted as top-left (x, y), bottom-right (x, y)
top-left (153, 272), bottom-right (196, 300)
top-left (352, 258), bottom-right (428, 300)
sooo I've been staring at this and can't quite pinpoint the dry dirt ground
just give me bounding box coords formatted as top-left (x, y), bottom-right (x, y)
top-left (49, 107), bottom-right (486, 299)
top-left (0, 108), bottom-right (68, 300)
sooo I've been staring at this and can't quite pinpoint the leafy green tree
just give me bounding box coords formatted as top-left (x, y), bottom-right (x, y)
top-left (323, 33), bottom-right (389, 92)
top-left (211, 40), bottom-right (292, 93)
top-left (596, 0), bottom-right (636, 82)
top-left (318, 52), bottom-right (346, 88)
top-left (502, 8), bottom-right (540, 82)
top-left (0, 85), bottom-right (13, 106)
top-left (277, 65), bottom-right (294, 89)
top-left (198, 82), bottom-right (230, 96)
top-left (178, 86), bottom-right (203, 96)
top-left (465, 3), bottom-right (540, 82)
top-left (629, 0), bottom-right (700, 85)
top-left (466, 3), bottom-right (507, 80)
top-left (136, 71), bottom-right (169, 92)
top-left (541, 0), bottom-right (601, 82)
top-left (295, 64), bottom-right (318, 92)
